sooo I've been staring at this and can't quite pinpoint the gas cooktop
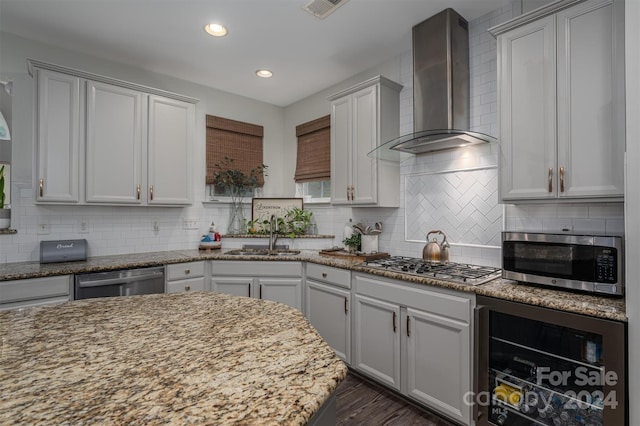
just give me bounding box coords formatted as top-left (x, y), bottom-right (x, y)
top-left (361, 256), bottom-right (502, 286)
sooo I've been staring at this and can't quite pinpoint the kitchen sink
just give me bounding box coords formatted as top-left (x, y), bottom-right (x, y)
top-left (224, 248), bottom-right (301, 257)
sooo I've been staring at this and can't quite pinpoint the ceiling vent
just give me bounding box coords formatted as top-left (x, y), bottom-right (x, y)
top-left (303, 0), bottom-right (349, 19)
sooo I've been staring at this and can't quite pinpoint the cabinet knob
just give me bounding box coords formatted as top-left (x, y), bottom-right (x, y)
top-left (185, 269), bottom-right (190, 275)
top-left (185, 285), bottom-right (191, 291)
top-left (322, 272), bottom-right (327, 278)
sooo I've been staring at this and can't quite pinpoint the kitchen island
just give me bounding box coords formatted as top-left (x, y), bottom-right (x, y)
top-left (0, 292), bottom-right (347, 425)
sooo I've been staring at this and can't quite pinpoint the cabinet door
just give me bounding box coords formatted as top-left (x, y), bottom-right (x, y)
top-left (86, 81), bottom-right (143, 204)
top-left (258, 278), bottom-right (302, 311)
top-left (36, 69), bottom-right (81, 203)
top-left (498, 16), bottom-right (557, 201)
top-left (351, 85), bottom-right (377, 204)
top-left (166, 277), bottom-right (206, 293)
top-left (148, 95), bottom-right (193, 205)
top-left (306, 280), bottom-right (351, 363)
top-left (353, 294), bottom-right (401, 391)
top-left (405, 307), bottom-right (471, 426)
top-left (210, 276), bottom-right (253, 298)
top-left (556, 0), bottom-right (624, 199)
top-left (330, 96), bottom-right (351, 204)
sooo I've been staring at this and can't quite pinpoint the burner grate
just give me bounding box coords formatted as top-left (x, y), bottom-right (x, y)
top-left (362, 256), bottom-right (501, 285)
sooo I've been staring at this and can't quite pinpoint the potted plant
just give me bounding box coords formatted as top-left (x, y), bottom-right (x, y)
top-left (212, 157), bottom-right (267, 234)
top-left (284, 207), bottom-right (313, 236)
top-left (0, 164), bottom-right (9, 230)
top-left (342, 233), bottom-right (361, 252)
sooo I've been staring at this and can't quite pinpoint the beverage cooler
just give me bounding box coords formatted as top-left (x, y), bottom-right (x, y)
top-left (475, 296), bottom-right (627, 426)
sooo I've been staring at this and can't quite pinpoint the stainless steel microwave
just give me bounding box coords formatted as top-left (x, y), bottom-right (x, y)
top-left (502, 232), bottom-right (624, 296)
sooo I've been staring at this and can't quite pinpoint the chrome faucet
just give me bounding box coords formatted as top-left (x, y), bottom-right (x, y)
top-left (269, 214), bottom-right (279, 251)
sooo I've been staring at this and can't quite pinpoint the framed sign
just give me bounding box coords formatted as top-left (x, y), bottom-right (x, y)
top-left (252, 197), bottom-right (304, 222)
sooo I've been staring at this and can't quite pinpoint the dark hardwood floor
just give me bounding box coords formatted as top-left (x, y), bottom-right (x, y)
top-left (335, 373), bottom-right (457, 426)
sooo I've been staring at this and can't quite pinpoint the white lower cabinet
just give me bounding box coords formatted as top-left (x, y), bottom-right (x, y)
top-left (165, 261), bottom-right (206, 293)
top-left (354, 294), bottom-right (401, 390)
top-left (352, 272), bottom-right (474, 426)
top-left (0, 275), bottom-right (72, 310)
top-left (210, 261), bottom-right (303, 312)
top-left (305, 264), bottom-right (352, 364)
top-left (405, 307), bottom-right (470, 424)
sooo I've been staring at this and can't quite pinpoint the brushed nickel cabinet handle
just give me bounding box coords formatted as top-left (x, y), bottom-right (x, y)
top-left (137, 184), bottom-right (141, 200)
top-left (560, 166), bottom-right (565, 193)
top-left (548, 168), bottom-right (553, 193)
top-left (407, 317), bottom-right (411, 337)
top-left (351, 186), bottom-right (355, 201)
top-left (185, 285), bottom-right (191, 291)
top-left (392, 311), bottom-right (397, 333)
top-left (39, 179), bottom-right (44, 197)
top-left (346, 186), bottom-right (350, 201)
top-left (149, 185), bottom-right (154, 201)
top-left (344, 297), bottom-right (348, 314)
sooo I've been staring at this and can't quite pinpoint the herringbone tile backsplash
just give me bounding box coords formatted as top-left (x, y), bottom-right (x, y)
top-left (406, 167), bottom-right (502, 247)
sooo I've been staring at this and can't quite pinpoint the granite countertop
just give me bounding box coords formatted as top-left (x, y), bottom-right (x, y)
top-left (0, 249), bottom-right (627, 321)
top-left (0, 292), bottom-right (348, 425)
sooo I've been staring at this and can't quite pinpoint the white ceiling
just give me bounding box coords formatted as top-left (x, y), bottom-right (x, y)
top-left (0, 0), bottom-right (511, 107)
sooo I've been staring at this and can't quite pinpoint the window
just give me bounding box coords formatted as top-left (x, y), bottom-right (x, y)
top-left (294, 115), bottom-right (331, 203)
top-left (205, 115), bottom-right (264, 201)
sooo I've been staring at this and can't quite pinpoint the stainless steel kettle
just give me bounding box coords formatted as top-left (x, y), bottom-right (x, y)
top-left (422, 230), bottom-right (449, 263)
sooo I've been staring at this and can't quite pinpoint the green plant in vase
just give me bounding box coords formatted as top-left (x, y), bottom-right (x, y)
top-left (342, 233), bottom-right (361, 252)
top-left (212, 157), bottom-right (267, 234)
top-left (284, 207), bottom-right (313, 237)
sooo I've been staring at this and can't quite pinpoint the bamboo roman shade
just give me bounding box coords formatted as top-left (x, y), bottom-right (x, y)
top-left (206, 115), bottom-right (264, 186)
top-left (294, 115), bottom-right (330, 183)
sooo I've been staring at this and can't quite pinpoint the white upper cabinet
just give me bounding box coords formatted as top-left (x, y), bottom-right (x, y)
top-left (30, 60), bottom-right (198, 206)
top-left (86, 81), bottom-right (144, 204)
top-left (147, 95), bottom-right (194, 205)
top-left (493, 0), bottom-right (624, 202)
top-left (329, 76), bottom-right (402, 206)
top-left (36, 69), bottom-right (81, 203)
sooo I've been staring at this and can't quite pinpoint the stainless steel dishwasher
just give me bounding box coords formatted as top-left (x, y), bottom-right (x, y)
top-left (74, 266), bottom-right (165, 300)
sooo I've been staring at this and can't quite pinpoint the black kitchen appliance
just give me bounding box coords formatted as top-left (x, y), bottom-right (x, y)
top-left (475, 296), bottom-right (627, 426)
top-left (363, 256), bottom-right (501, 285)
top-left (502, 232), bottom-right (623, 296)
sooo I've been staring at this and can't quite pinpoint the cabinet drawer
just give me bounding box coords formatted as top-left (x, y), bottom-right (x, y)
top-left (306, 263), bottom-right (351, 289)
top-left (166, 261), bottom-right (205, 281)
top-left (166, 277), bottom-right (206, 293)
top-left (212, 261), bottom-right (301, 277)
top-left (0, 275), bottom-right (72, 304)
top-left (354, 273), bottom-right (472, 323)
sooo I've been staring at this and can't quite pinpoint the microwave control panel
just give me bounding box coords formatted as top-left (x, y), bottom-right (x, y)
top-left (595, 247), bottom-right (617, 284)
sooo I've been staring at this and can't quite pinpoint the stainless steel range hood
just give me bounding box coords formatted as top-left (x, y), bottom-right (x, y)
top-left (371, 8), bottom-right (496, 160)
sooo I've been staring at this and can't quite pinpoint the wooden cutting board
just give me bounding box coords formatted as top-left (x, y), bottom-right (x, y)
top-left (318, 249), bottom-right (390, 262)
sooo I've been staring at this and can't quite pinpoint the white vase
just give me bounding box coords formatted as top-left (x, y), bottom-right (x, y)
top-left (361, 235), bottom-right (379, 253)
top-left (0, 208), bottom-right (10, 229)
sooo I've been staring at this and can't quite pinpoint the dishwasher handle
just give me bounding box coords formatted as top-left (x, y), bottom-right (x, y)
top-left (78, 271), bottom-right (165, 288)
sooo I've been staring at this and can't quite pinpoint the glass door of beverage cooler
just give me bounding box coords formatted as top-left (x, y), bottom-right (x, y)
top-left (475, 296), bottom-right (627, 426)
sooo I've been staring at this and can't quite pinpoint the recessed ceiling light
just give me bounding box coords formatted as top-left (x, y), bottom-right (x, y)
top-left (256, 70), bottom-right (273, 78)
top-left (204, 23), bottom-right (227, 37)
